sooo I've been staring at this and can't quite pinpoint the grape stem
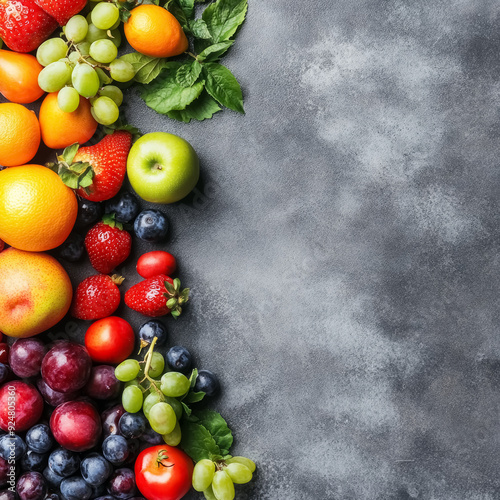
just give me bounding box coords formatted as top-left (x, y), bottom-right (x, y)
top-left (139, 337), bottom-right (165, 400)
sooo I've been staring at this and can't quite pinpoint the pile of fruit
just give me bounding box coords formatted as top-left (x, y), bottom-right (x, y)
top-left (0, 0), bottom-right (253, 499)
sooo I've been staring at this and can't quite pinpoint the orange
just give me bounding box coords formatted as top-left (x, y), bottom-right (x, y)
top-left (0, 50), bottom-right (45, 104)
top-left (124, 5), bottom-right (189, 58)
top-left (39, 93), bottom-right (98, 149)
top-left (0, 164), bottom-right (78, 252)
top-left (0, 248), bottom-right (73, 338)
top-left (0, 103), bottom-right (40, 166)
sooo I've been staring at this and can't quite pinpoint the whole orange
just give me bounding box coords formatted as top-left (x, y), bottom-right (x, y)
top-left (39, 93), bottom-right (98, 149)
top-left (0, 103), bottom-right (40, 166)
top-left (124, 5), bottom-right (188, 58)
top-left (0, 165), bottom-right (78, 252)
top-left (0, 248), bottom-right (73, 338)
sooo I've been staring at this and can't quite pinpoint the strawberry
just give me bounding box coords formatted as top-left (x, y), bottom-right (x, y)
top-left (0, 0), bottom-right (58, 53)
top-left (34, 0), bottom-right (86, 26)
top-left (125, 275), bottom-right (190, 318)
top-left (71, 274), bottom-right (124, 320)
top-left (85, 216), bottom-right (132, 274)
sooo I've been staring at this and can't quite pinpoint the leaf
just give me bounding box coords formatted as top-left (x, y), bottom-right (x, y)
top-left (61, 143), bottom-right (79, 164)
top-left (189, 368), bottom-right (199, 389)
top-left (184, 391), bottom-right (206, 404)
top-left (198, 40), bottom-right (234, 62)
top-left (188, 19), bottom-right (211, 39)
top-left (120, 52), bottom-right (169, 84)
top-left (202, 0), bottom-right (248, 43)
top-left (181, 401), bottom-right (192, 417)
top-left (167, 90), bottom-right (221, 122)
top-left (203, 62), bottom-right (244, 113)
top-left (168, 1), bottom-right (189, 29)
top-left (180, 421), bottom-right (221, 462)
top-left (140, 65), bottom-right (205, 114)
top-left (176, 60), bottom-right (203, 88)
top-left (193, 409), bottom-right (233, 456)
top-left (178, 0), bottom-right (194, 18)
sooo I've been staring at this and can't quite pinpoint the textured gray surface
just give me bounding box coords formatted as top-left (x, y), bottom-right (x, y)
top-left (6, 0), bottom-right (500, 498)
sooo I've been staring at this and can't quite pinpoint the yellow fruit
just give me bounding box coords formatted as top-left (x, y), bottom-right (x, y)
top-left (0, 248), bottom-right (73, 338)
top-left (0, 164), bottom-right (77, 252)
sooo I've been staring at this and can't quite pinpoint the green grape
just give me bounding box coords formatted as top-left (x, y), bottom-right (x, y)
top-left (203, 485), bottom-right (217, 500)
top-left (99, 85), bottom-right (123, 106)
top-left (76, 41), bottom-right (91, 56)
top-left (91, 2), bottom-right (119, 30)
top-left (162, 420), bottom-right (181, 446)
top-left (109, 58), bottom-right (135, 82)
top-left (148, 402), bottom-right (176, 435)
top-left (38, 60), bottom-right (72, 93)
top-left (110, 18), bottom-right (121, 30)
top-left (68, 50), bottom-right (80, 64)
top-left (163, 396), bottom-right (182, 420)
top-left (86, 11), bottom-right (92, 23)
top-left (115, 359), bottom-right (141, 382)
top-left (89, 39), bottom-right (117, 64)
top-left (65, 15), bottom-right (88, 43)
top-left (95, 67), bottom-right (112, 86)
top-left (57, 86), bottom-right (80, 113)
top-left (122, 385), bottom-right (143, 413)
top-left (226, 456), bottom-right (256, 473)
top-left (148, 352), bottom-right (165, 379)
top-left (143, 392), bottom-right (162, 420)
top-left (92, 96), bottom-right (119, 125)
top-left (211, 470), bottom-right (234, 500)
top-left (36, 38), bottom-right (68, 66)
top-left (192, 459), bottom-right (215, 492)
top-left (224, 463), bottom-right (252, 484)
top-left (109, 28), bottom-right (122, 48)
top-left (72, 63), bottom-right (100, 97)
top-left (85, 23), bottom-right (108, 44)
top-left (124, 379), bottom-right (140, 388)
top-left (160, 372), bottom-right (190, 398)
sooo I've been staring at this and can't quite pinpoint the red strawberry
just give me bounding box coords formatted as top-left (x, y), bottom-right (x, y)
top-left (85, 216), bottom-right (132, 274)
top-left (34, 0), bottom-right (86, 26)
top-left (0, 0), bottom-right (57, 53)
top-left (125, 274), bottom-right (190, 318)
top-left (71, 274), bottom-right (124, 320)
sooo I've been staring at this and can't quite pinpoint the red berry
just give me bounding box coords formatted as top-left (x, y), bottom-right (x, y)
top-left (71, 274), bottom-right (124, 320)
top-left (136, 251), bottom-right (177, 279)
top-left (34, 0), bottom-right (87, 26)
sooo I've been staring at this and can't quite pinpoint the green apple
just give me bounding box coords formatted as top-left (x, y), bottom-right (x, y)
top-left (126, 132), bottom-right (200, 204)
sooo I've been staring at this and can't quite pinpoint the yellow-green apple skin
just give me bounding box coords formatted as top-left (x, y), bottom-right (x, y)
top-left (126, 132), bottom-right (200, 204)
top-left (0, 248), bottom-right (73, 338)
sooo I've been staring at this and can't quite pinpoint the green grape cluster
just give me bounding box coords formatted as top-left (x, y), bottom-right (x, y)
top-left (193, 457), bottom-right (255, 500)
top-left (36, 8), bottom-right (135, 126)
top-left (115, 338), bottom-right (191, 447)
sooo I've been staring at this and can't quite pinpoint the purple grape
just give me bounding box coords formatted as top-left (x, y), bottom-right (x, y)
top-left (16, 471), bottom-right (47, 500)
top-left (107, 468), bottom-right (136, 499)
top-left (36, 379), bottom-right (80, 407)
top-left (101, 404), bottom-right (125, 437)
top-left (85, 365), bottom-right (121, 400)
top-left (0, 491), bottom-right (15, 500)
top-left (9, 339), bottom-right (47, 378)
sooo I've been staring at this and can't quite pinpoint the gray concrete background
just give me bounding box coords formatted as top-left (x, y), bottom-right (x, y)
top-left (6, 0), bottom-right (500, 498)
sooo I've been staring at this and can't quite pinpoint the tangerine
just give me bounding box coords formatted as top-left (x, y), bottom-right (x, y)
top-left (124, 5), bottom-right (188, 58)
top-left (0, 103), bottom-right (40, 166)
top-left (39, 93), bottom-right (98, 149)
top-left (0, 164), bottom-right (78, 252)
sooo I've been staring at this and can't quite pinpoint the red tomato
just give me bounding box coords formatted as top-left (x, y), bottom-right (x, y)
top-left (137, 251), bottom-right (177, 279)
top-left (85, 316), bottom-right (135, 364)
top-left (135, 445), bottom-right (193, 500)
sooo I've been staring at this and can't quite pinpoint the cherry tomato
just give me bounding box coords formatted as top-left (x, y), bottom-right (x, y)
top-left (135, 445), bottom-right (193, 500)
top-left (85, 316), bottom-right (134, 364)
top-left (137, 251), bottom-right (177, 279)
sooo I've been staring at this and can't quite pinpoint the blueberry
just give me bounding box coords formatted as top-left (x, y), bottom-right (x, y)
top-left (118, 413), bottom-right (147, 439)
top-left (166, 346), bottom-right (192, 373)
top-left (105, 192), bottom-right (140, 224)
top-left (0, 364), bottom-right (10, 385)
top-left (94, 496), bottom-right (116, 500)
top-left (60, 476), bottom-right (92, 500)
top-left (43, 466), bottom-right (64, 490)
top-left (102, 435), bottom-right (129, 465)
top-left (134, 210), bottom-right (168, 242)
top-left (123, 439), bottom-right (140, 466)
top-left (45, 494), bottom-right (61, 500)
top-left (58, 233), bottom-right (85, 262)
top-left (0, 434), bottom-right (26, 461)
top-left (141, 425), bottom-right (163, 445)
top-left (80, 453), bottom-right (113, 487)
top-left (20, 450), bottom-right (48, 472)
top-left (138, 320), bottom-right (167, 346)
top-left (194, 370), bottom-right (219, 397)
top-left (26, 424), bottom-right (53, 454)
top-left (77, 199), bottom-right (103, 226)
top-left (48, 448), bottom-right (80, 477)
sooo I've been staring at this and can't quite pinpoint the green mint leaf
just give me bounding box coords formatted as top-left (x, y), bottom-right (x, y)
top-left (178, 0), bottom-right (194, 18)
top-left (203, 62), bottom-right (244, 113)
top-left (193, 409), bottom-right (233, 456)
top-left (202, 0), bottom-right (248, 43)
top-left (140, 64), bottom-right (205, 114)
top-left (188, 19), bottom-right (211, 39)
top-left (198, 40), bottom-right (234, 62)
top-left (184, 391), bottom-right (206, 404)
top-left (180, 421), bottom-right (221, 462)
top-left (167, 90), bottom-right (221, 122)
top-left (120, 52), bottom-right (169, 84)
top-left (176, 60), bottom-right (203, 88)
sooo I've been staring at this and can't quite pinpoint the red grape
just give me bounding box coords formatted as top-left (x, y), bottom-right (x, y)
top-left (0, 381), bottom-right (43, 431)
top-left (9, 338), bottom-right (47, 378)
top-left (85, 365), bottom-right (121, 400)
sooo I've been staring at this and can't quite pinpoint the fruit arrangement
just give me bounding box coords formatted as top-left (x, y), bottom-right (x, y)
top-left (0, 0), bottom-right (253, 499)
